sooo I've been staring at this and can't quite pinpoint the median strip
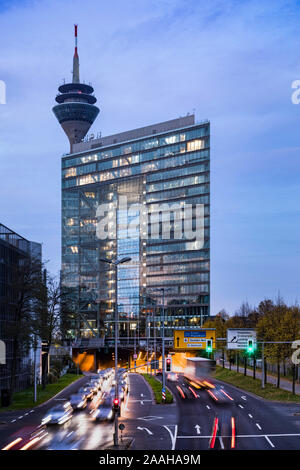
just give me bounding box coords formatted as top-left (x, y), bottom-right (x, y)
top-left (141, 374), bottom-right (173, 404)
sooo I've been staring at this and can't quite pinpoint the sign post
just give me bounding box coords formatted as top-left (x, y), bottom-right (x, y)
top-left (173, 329), bottom-right (216, 351)
top-left (227, 329), bottom-right (257, 350)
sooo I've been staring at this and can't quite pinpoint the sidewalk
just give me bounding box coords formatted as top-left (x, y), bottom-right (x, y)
top-left (222, 362), bottom-right (300, 395)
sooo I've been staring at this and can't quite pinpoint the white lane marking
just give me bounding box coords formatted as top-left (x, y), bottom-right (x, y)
top-left (124, 387), bottom-right (130, 411)
top-left (11, 419), bottom-right (16, 423)
top-left (30, 410), bottom-right (34, 413)
top-left (238, 404), bottom-right (244, 409)
top-left (265, 435), bottom-right (275, 448)
top-left (141, 393), bottom-right (144, 397)
top-left (256, 423), bottom-right (262, 430)
top-left (241, 396), bottom-right (247, 401)
top-left (137, 426), bottom-right (153, 435)
top-left (206, 405), bottom-right (210, 409)
top-left (248, 414), bottom-right (253, 418)
top-left (163, 425), bottom-right (178, 450)
top-left (219, 437), bottom-right (224, 449)
top-left (24, 413), bottom-right (29, 416)
top-left (18, 416), bottom-right (23, 419)
top-left (195, 424), bottom-right (201, 435)
top-left (137, 416), bottom-right (163, 421)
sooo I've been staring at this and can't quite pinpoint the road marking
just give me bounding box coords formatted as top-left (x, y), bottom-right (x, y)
top-left (124, 388), bottom-right (130, 411)
top-left (219, 437), bottom-right (224, 449)
top-left (163, 425), bottom-right (178, 451)
top-left (241, 396), bottom-right (247, 401)
top-left (195, 424), bottom-right (201, 435)
top-left (238, 404), bottom-right (244, 409)
top-left (137, 416), bottom-right (163, 421)
top-left (264, 435), bottom-right (275, 448)
top-left (177, 433), bottom-right (300, 439)
top-left (24, 413), bottom-right (29, 416)
top-left (11, 419), bottom-right (16, 423)
top-left (256, 423), bottom-right (262, 430)
top-left (30, 410), bottom-right (34, 413)
top-left (206, 405), bottom-right (210, 409)
top-left (137, 426), bottom-right (153, 435)
top-left (248, 414), bottom-right (253, 418)
top-left (18, 416), bottom-right (23, 419)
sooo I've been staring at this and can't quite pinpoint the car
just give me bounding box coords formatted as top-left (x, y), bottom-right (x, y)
top-left (69, 393), bottom-right (87, 410)
top-left (1, 425), bottom-right (48, 450)
top-left (206, 385), bottom-right (234, 404)
top-left (167, 372), bottom-right (178, 382)
top-left (109, 385), bottom-right (124, 401)
top-left (77, 386), bottom-right (93, 400)
top-left (91, 395), bottom-right (114, 422)
top-left (41, 402), bottom-right (73, 425)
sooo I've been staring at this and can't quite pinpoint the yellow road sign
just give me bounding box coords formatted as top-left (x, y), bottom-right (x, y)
top-left (173, 329), bottom-right (216, 350)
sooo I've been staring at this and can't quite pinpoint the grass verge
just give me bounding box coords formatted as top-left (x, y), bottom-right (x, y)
top-left (215, 366), bottom-right (300, 403)
top-left (141, 373), bottom-right (173, 404)
top-left (0, 373), bottom-right (82, 411)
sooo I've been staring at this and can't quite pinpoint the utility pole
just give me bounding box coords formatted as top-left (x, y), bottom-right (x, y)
top-left (261, 341), bottom-right (265, 389)
top-left (99, 256), bottom-right (131, 448)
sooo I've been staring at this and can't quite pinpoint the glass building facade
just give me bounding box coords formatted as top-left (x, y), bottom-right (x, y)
top-left (61, 115), bottom-right (210, 340)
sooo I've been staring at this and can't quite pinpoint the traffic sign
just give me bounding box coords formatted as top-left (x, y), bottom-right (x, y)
top-left (173, 329), bottom-right (216, 350)
top-left (227, 329), bottom-right (257, 350)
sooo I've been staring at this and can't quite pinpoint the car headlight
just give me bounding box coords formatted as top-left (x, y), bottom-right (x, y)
top-left (42, 415), bottom-right (52, 424)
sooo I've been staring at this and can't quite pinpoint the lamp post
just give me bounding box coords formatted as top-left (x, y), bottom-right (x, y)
top-left (99, 256), bottom-right (131, 448)
top-left (148, 287), bottom-right (172, 394)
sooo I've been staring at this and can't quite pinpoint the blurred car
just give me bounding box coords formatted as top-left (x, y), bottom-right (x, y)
top-left (167, 372), bottom-right (178, 382)
top-left (41, 402), bottom-right (73, 425)
top-left (91, 395), bottom-right (114, 422)
top-left (69, 393), bottom-right (87, 410)
top-left (47, 430), bottom-right (84, 450)
top-left (2, 425), bottom-right (48, 450)
top-left (206, 385), bottom-right (234, 404)
top-left (109, 385), bottom-right (124, 401)
top-left (77, 386), bottom-right (93, 400)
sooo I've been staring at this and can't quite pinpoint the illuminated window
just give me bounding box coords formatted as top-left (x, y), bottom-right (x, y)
top-left (65, 167), bottom-right (76, 178)
top-left (70, 246), bottom-right (79, 254)
top-left (187, 139), bottom-right (204, 152)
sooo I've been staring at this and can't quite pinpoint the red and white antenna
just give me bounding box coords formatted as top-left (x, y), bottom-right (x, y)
top-left (74, 24), bottom-right (78, 57)
top-left (72, 24), bottom-right (80, 83)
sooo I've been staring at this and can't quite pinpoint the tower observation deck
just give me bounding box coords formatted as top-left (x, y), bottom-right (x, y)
top-left (53, 25), bottom-right (99, 152)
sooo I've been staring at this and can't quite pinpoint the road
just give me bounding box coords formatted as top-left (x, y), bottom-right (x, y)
top-left (0, 372), bottom-right (299, 450)
top-left (165, 374), bottom-right (300, 450)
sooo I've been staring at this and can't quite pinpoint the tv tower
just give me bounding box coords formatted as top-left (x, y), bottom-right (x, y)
top-left (53, 25), bottom-right (100, 152)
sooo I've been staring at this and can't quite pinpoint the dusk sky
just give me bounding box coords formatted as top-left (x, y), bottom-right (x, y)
top-left (0, 0), bottom-right (299, 315)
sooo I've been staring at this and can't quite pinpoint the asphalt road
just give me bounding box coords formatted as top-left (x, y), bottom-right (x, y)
top-left (0, 372), bottom-right (299, 450)
top-left (165, 374), bottom-right (300, 450)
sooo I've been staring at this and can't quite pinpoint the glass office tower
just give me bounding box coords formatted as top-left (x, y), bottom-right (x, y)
top-left (61, 114), bottom-right (210, 340)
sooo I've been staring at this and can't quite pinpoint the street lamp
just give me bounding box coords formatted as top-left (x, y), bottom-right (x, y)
top-left (99, 256), bottom-right (131, 447)
top-left (148, 287), bottom-right (172, 395)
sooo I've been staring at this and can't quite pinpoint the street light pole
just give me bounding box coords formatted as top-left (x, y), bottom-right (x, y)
top-left (99, 256), bottom-right (131, 448)
top-left (114, 261), bottom-right (118, 447)
top-left (162, 287), bottom-right (166, 393)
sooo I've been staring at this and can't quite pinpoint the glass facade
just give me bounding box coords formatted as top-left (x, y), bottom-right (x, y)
top-left (61, 119), bottom-right (210, 339)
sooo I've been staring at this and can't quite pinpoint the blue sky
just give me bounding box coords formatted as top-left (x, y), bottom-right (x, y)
top-left (0, 0), bottom-right (299, 314)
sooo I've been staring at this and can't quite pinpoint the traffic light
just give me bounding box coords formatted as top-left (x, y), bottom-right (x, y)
top-left (206, 339), bottom-right (213, 353)
top-left (113, 398), bottom-right (120, 414)
top-left (166, 357), bottom-right (172, 372)
top-left (247, 339), bottom-right (254, 353)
